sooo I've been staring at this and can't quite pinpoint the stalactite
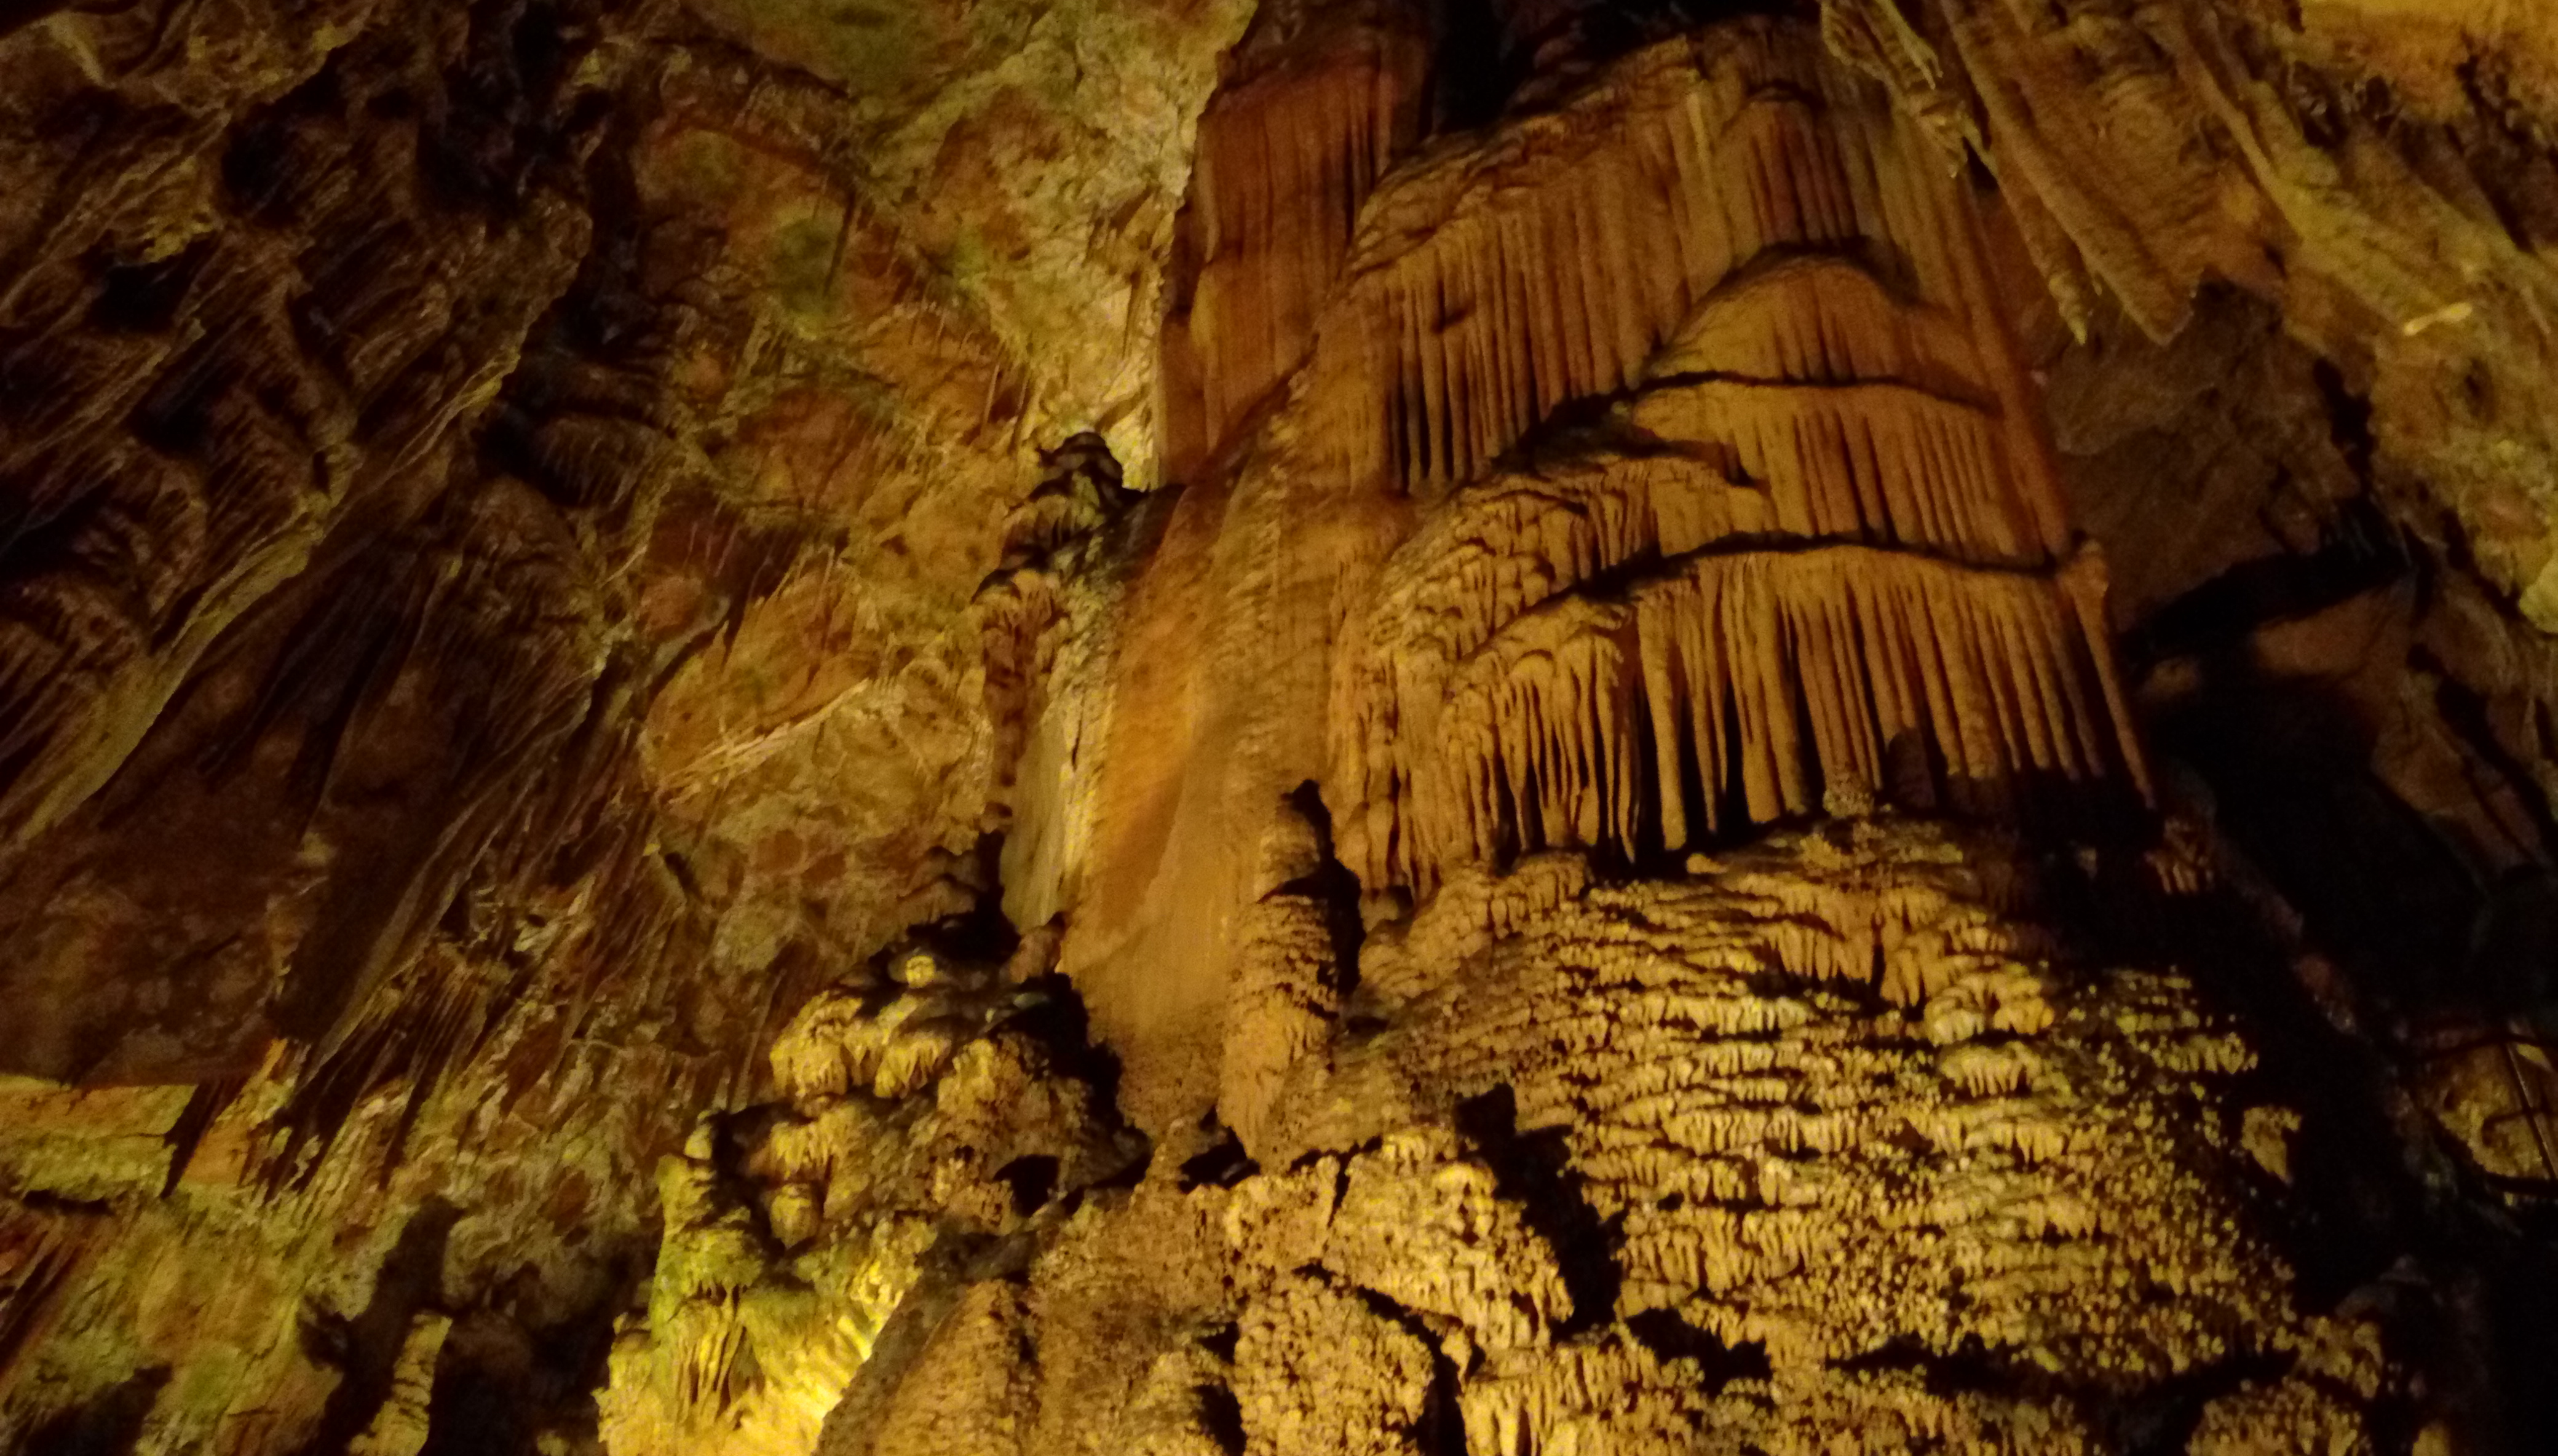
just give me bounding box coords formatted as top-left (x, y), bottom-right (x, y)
top-left (1301, 20), bottom-right (2137, 896)
top-left (1342, 540), bottom-right (2137, 891)
top-left (1333, 402), bottom-right (2142, 888)
top-left (1291, 23), bottom-right (1982, 505)
top-left (1157, 6), bottom-right (1431, 483)
top-left (0, 1202), bottom-right (98, 1402)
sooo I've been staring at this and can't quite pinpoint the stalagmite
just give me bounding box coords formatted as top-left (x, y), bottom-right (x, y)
top-left (769, 13), bottom-right (2393, 1454)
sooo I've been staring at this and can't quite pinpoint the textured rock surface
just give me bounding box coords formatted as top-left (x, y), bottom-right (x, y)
top-left (0, 0), bottom-right (1244, 1447)
top-left (1, 1), bottom-right (2556, 1453)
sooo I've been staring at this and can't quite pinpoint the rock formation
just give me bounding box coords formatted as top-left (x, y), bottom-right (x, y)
top-left (1, 1), bottom-right (2556, 1454)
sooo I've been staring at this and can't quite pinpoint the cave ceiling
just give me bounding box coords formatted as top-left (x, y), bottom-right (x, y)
top-left (1, 0), bottom-right (2557, 1453)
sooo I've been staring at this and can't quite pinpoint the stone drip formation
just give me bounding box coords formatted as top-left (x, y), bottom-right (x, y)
top-left (586, 10), bottom-right (2402, 1456)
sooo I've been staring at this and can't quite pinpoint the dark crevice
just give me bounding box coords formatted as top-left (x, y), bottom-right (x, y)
top-left (86, 240), bottom-right (211, 334)
top-left (1195, 1381), bottom-right (1246, 1456)
top-left (1625, 1307), bottom-right (1769, 1392)
top-left (2094, 1350), bottom-right (2296, 1455)
top-left (1002, 973), bottom-right (1130, 1142)
top-left (159, 1077), bottom-right (244, 1197)
top-left (1428, 0), bottom-right (1523, 131)
top-left (1454, 1083), bottom-right (1620, 1335)
top-left (1334, 1280), bottom-right (1472, 1455)
top-left (418, 0), bottom-right (613, 217)
top-left (414, 1246), bottom-right (646, 1456)
top-left (2312, 358), bottom-right (2378, 483)
top-left (1179, 1121), bottom-right (1261, 1192)
top-left (17, 1366), bottom-right (168, 1456)
top-left (994, 1154), bottom-right (1060, 1217)
top-left (1417, 1331), bottom-right (1470, 1456)
top-left (2121, 497), bottom-right (2407, 669)
top-left (292, 1200), bottom-right (461, 1456)
top-left (1276, 781), bottom-right (1368, 997)
top-left (1502, 0), bottom-right (1810, 97)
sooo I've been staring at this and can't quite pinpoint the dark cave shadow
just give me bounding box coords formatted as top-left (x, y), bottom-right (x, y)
top-left (2153, 649), bottom-right (2515, 1026)
top-left (2088, 638), bottom-right (2558, 1454)
top-left (293, 1198), bottom-right (460, 1456)
top-left (1453, 1083), bottom-right (1622, 1335)
top-left (17, 1366), bottom-right (169, 1456)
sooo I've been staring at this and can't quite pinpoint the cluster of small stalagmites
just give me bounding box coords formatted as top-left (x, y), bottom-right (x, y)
top-left (598, 1117), bottom-right (887, 1456)
top-left (1213, 820), bottom-right (2371, 1452)
top-left (601, 946), bottom-right (1133, 1456)
top-left (1228, 1272), bottom-right (1438, 1456)
top-left (821, 1103), bottom-right (1578, 1456)
top-left (753, 952), bottom-right (1130, 1235)
top-left (1310, 20), bottom-right (2146, 895)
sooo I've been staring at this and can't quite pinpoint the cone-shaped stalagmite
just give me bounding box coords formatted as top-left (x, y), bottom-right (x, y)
top-left (777, 12), bottom-right (2386, 1455)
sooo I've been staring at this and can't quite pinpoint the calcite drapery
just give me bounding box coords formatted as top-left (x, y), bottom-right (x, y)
top-left (749, 11), bottom-right (2401, 1455)
top-left (1316, 22), bottom-right (2156, 896)
top-left (1159, 0), bottom-right (1436, 483)
top-left (987, 15), bottom-right (2151, 1120)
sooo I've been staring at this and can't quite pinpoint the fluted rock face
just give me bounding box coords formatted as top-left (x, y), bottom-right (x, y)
top-left (1158, 0), bottom-right (1434, 481)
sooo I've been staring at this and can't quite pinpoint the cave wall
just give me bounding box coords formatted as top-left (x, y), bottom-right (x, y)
top-left (0, 0), bottom-right (1246, 1447)
top-left (1, 0), bottom-right (2556, 1453)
